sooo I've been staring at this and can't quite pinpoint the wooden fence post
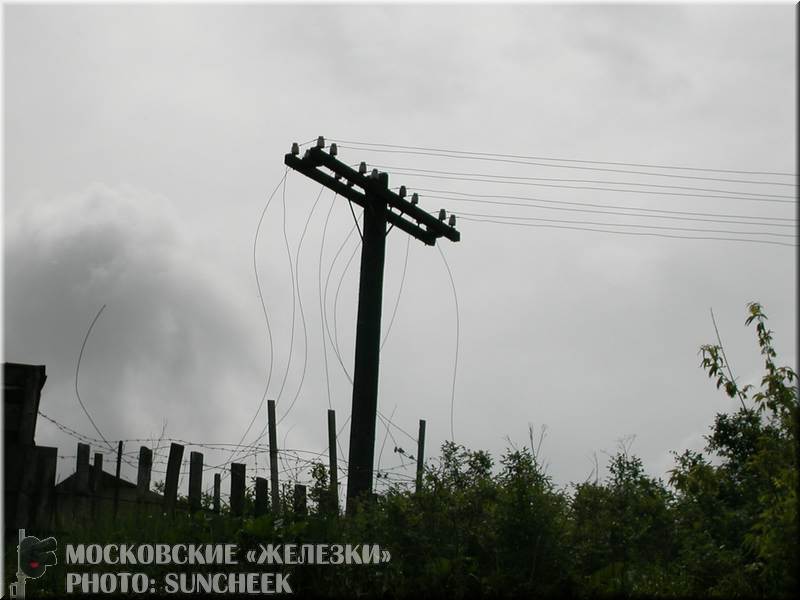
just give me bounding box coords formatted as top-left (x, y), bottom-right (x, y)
top-left (328, 409), bottom-right (338, 513)
top-left (113, 441), bottom-right (123, 521)
top-left (230, 463), bottom-right (245, 517)
top-left (163, 443), bottom-right (184, 516)
top-left (32, 447), bottom-right (57, 530)
top-left (75, 443), bottom-right (90, 519)
top-left (90, 452), bottom-right (103, 518)
top-left (188, 451), bottom-right (203, 512)
top-left (268, 400), bottom-right (280, 512)
top-left (416, 419), bottom-right (426, 493)
top-left (293, 484), bottom-right (307, 517)
top-left (213, 473), bottom-right (221, 513)
top-left (255, 477), bottom-right (268, 517)
top-left (136, 446), bottom-right (152, 500)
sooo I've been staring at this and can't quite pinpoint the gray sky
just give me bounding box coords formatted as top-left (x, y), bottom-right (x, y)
top-left (3, 3), bottom-right (796, 498)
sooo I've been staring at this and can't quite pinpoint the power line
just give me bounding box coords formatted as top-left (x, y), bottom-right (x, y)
top-left (277, 185), bottom-right (327, 426)
top-left (454, 210), bottom-right (795, 238)
top-left (75, 304), bottom-right (115, 453)
top-left (415, 188), bottom-right (795, 227)
top-left (274, 174), bottom-right (297, 407)
top-left (372, 165), bottom-right (795, 199)
top-left (459, 215), bottom-right (796, 247)
top-left (230, 170), bottom-right (288, 466)
top-left (370, 167), bottom-right (795, 204)
top-left (438, 245), bottom-right (460, 442)
top-left (381, 235), bottom-right (411, 351)
top-left (330, 139), bottom-right (797, 179)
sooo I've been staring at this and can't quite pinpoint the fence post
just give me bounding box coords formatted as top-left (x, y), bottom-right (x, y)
top-left (268, 400), bottom-right (280, 512)
top-left (416, 419), bottom-right (426, 493)
top-left (32, 447), bottom-right (57, 530)
top-left (230, 463), bottom-right (245, 517)
top-left (136, 447), bottom-right (153, 501)
top-left (213, 473), bottom-right (221, 513)
top-left (113, 441), bottom-right (123, 521)
top-left (255, 477), bottom-right (268, 517)
top-left (327, 409), bottom-right (338, 513)
top-left (75, 443), bottom-right (90, 519)
top-left (188, 451), bottom-right (203, 513)
top-left (163, 443), bottom-right (184, 517)
top-left (293, 484), bottom-right (307, 517)
top-left (90, 452), bottom-right (103, 518)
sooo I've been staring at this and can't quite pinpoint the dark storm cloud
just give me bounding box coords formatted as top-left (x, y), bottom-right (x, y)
top-left (4, 184), bottom-right (268, 450)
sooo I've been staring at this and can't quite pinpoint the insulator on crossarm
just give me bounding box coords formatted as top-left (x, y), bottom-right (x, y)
top-left (448, 214), bottom-right (456, 227)
top-left (399, 185), bottom-right (407, 198)
top-left (359, 162), bottom-right (367, 175)
top-left (438, 209), bottom-right (446, 221)
top-left (371, 168), bottom-right (379, 179)
top-left (316, 136), bottom-right (325, 149)
top-left (330, 143), bottom-right (338, 156)
top-left (291, 142), bottom-right (300, 156)
top-left (411, 193), bottom-right (419, 205)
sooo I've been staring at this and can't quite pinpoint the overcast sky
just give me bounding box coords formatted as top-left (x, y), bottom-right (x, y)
top-left (3, 3), bottom-right (796, 499)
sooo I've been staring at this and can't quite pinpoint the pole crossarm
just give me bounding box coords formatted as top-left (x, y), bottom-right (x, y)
top-left (284, 146), bottom-right (460, 245)
top-left (281, 136), bottom-right (461, 515)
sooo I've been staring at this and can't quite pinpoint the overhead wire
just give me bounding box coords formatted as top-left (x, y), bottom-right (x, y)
top-left (459, 215), bottom-right (796, 247)
top-left (225, 170), bottom-right (288, 467)
top-left (413, 188), bottom-right (794, 227)
top-left (372, 165), bottom-right (795, 199)
top-left (368, 167), bottom-right (794, 204)
top-left (438, 245), bottom-right (460, 442)
top-left (453, 210), bottom-right (794, 239)
top-left (75, 304), bottom-right (115, 453)
top-left (329, 139), bottom-right (798, 180)
top-left (276, 185), bottom-right (327, 426)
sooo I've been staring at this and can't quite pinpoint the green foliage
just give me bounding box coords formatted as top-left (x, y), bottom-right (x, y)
top-left (7, 302), bottom-right (795, 598)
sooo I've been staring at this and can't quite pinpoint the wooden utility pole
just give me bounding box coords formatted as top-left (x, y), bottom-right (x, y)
top-left (285, 137), bottom-right (460, 514)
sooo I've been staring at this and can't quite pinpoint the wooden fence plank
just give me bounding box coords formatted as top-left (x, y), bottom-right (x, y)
top-left (136, 446), bottom-right (152, 501)
top-left (163, 443), bottom-right (184, 516)
top-left (230, 463), bottom-right (245, 517)
top-left (188, 451), bottom-right (203, 512)
top-left (255, 477), bottom-right (268, 517)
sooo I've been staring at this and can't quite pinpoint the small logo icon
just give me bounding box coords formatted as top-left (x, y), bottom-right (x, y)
top-left (9, 529), bottom-right (58, 599)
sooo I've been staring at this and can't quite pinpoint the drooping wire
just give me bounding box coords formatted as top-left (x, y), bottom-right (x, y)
top-left (319, 194), bottom-right (338, 411)
top-left (381, 234), bottom-right (411, 351)
top-left (437, 246), bottom-right (460, 442)
top-left (275, 174), bottom-right (297, 406)
top-left (277, 185), bottom-right (327, 426)
top-left (333, 242), bottom-right (360, 365)
top-left (323, 222), bottom-right (361, 383)
top-left (75, 304), bottom-right (115, 453)
top-left (226, 170), bottom-right (288, 466)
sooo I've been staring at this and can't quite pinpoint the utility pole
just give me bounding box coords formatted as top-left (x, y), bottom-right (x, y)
top-left (285, 137), bottom-right (460, 515)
